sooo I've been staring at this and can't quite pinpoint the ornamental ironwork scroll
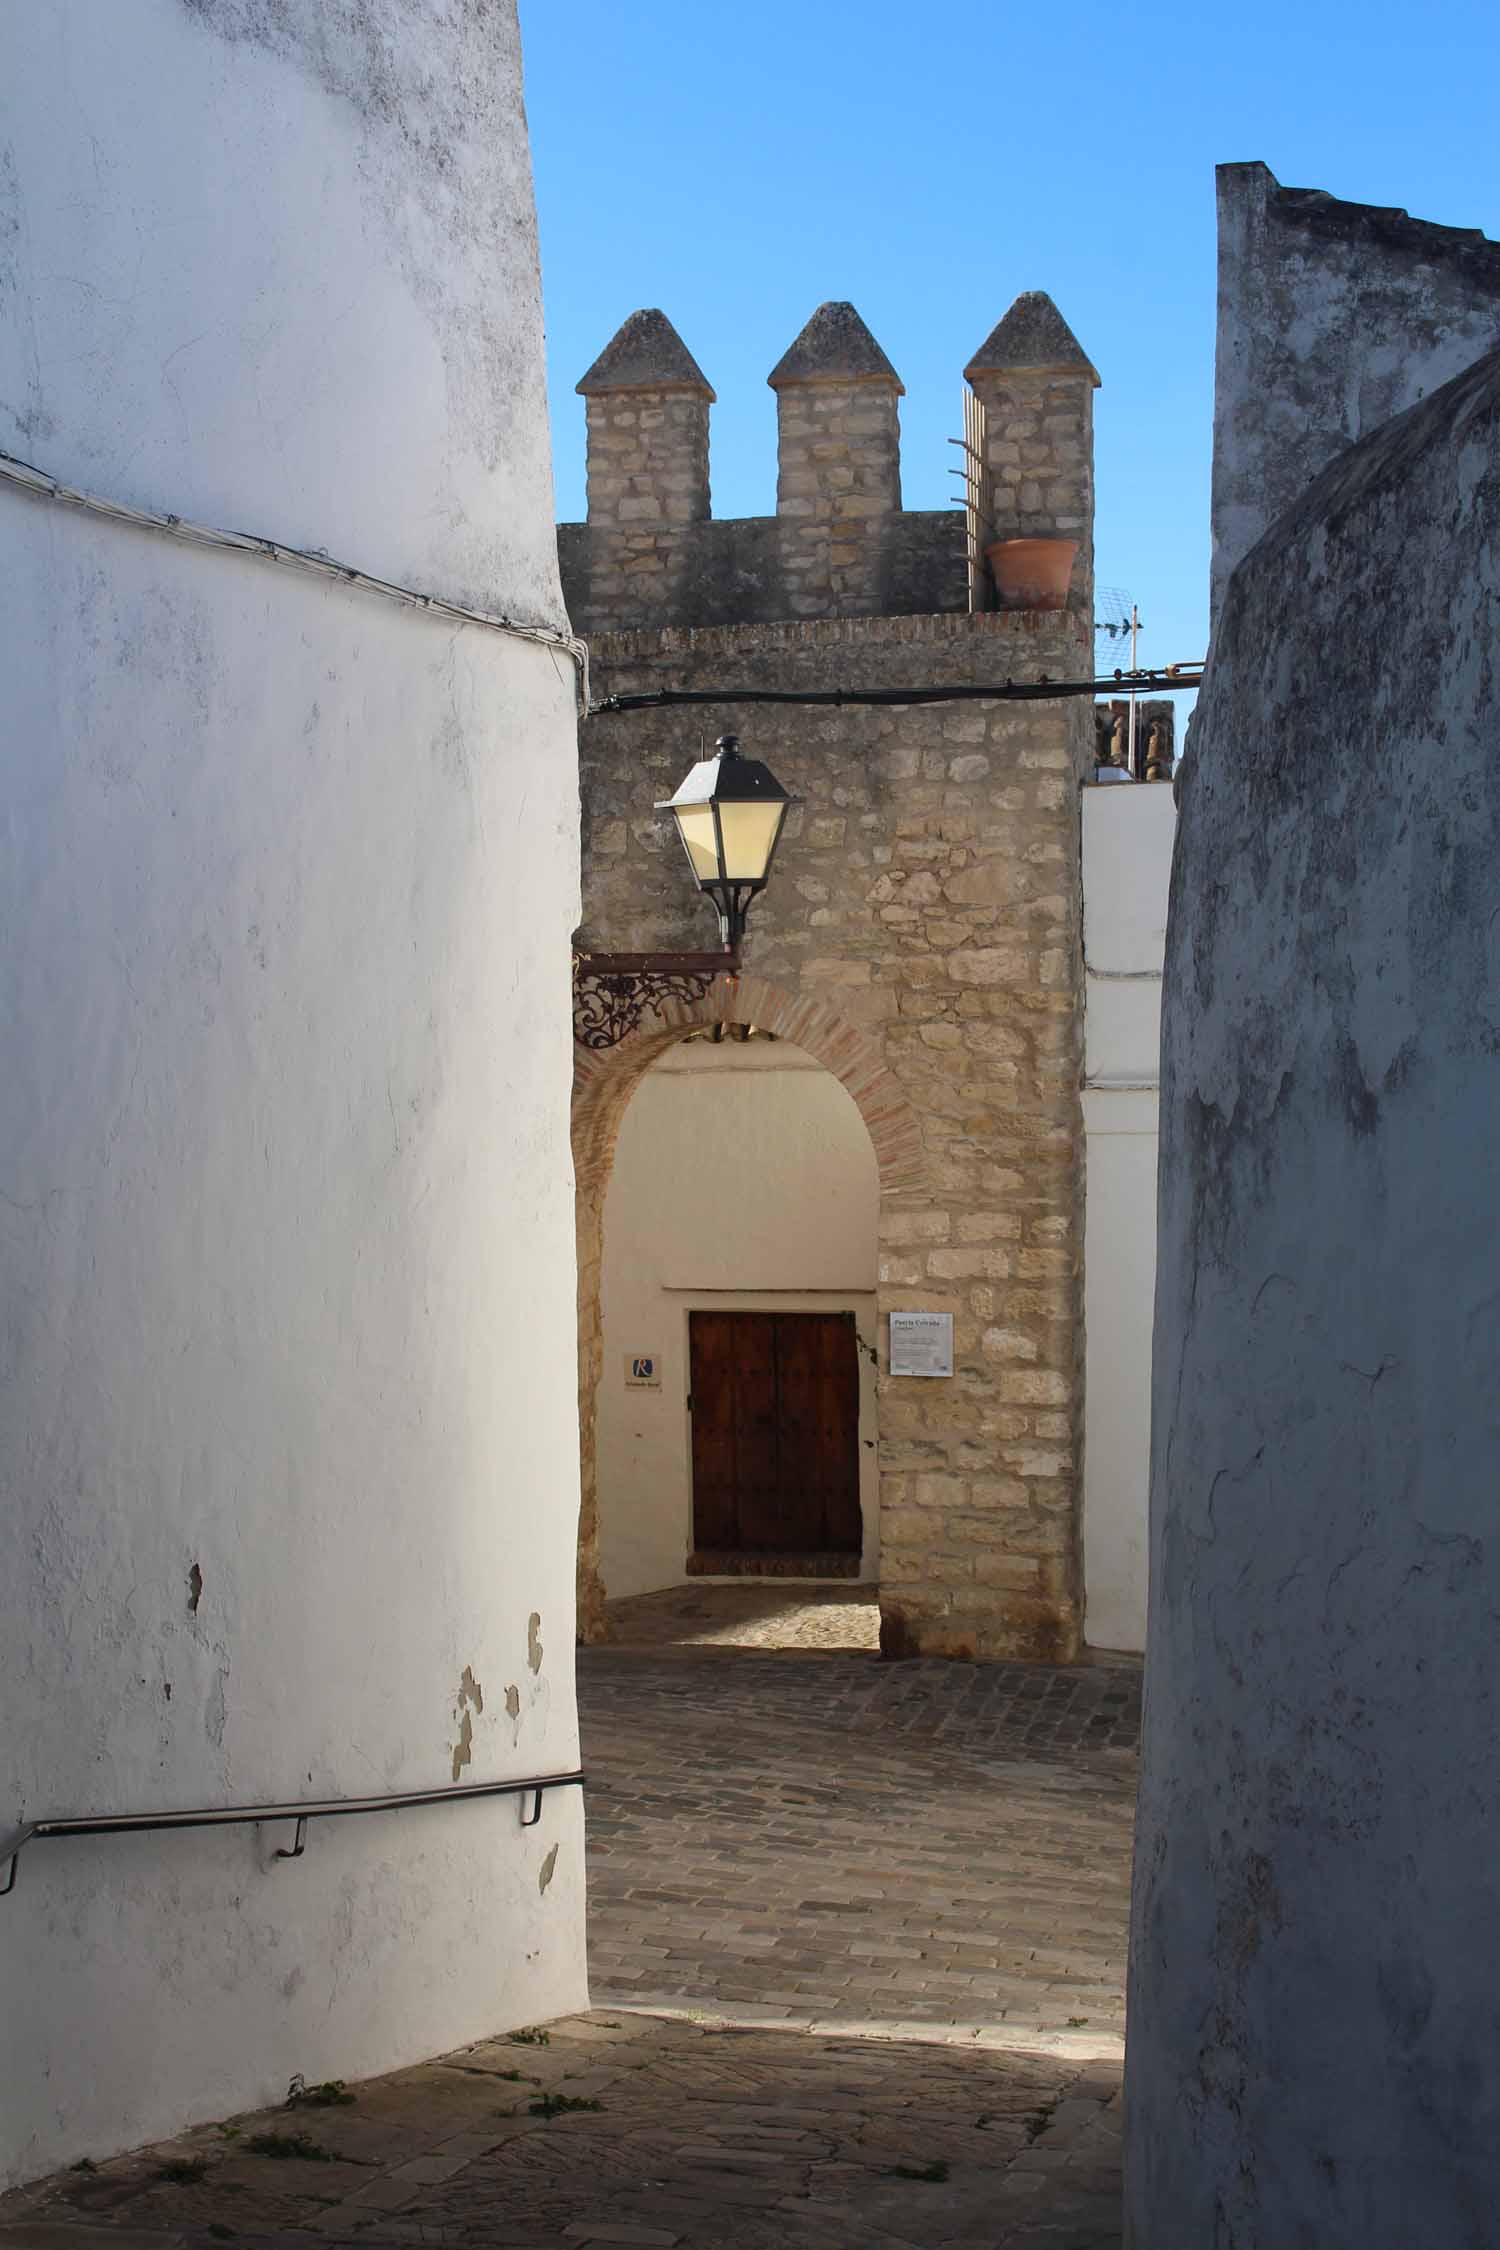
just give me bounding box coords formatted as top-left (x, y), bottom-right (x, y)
top-left (572, 951), bottom-right (737, 1052)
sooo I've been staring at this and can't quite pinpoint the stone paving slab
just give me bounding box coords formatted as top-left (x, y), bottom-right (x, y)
top-left (0, 2011), bottom-right (1121, 2248)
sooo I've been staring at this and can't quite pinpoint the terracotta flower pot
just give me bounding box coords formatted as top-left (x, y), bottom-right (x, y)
top-left (985, 537), bottom-right (1078, 611)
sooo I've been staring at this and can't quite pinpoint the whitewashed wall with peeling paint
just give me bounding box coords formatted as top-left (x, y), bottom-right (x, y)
top-left (0, 0), bottom-right (585, 2186)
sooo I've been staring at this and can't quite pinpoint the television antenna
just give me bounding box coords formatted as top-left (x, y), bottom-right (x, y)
top-left (1094, 585), bottom-right (1143, 773)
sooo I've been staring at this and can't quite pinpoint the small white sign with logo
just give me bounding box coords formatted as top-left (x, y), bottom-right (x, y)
top-left (888, 1310), bottom-right (954, 1379)
top-left (624, 1353), bottom-right (663, 1390)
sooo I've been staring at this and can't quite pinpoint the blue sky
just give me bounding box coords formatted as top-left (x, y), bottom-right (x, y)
top-left (522, 0), bottom-right (1499, 699)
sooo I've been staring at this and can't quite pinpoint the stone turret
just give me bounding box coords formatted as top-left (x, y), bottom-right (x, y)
top-left (964, 293), bottom-right (1099, 613)
top-left (576, 309), bottom-right (713, 619)
top-left (578, 307), bottom-right (714, 526)
top-left (769, 301), bottom-right (904, 615)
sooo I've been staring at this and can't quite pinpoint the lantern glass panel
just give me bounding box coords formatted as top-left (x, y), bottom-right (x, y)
top-left (717, 799), bottom-right (787, 882)
top-left (673, 802), bottom-right (722, 883)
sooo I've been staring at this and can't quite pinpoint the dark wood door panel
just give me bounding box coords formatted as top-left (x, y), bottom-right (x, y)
top-left (774, 1311), bottom-right (860, 1552)
top-left (690, 1309), bottom-right (862, 1561)
top-left (687, 1309), bottom-right (741, 1551)
top-left (730, 1312), bottom-right (781, 1550)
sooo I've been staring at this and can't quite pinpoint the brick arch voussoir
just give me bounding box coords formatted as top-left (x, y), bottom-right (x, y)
top-left (571, 973), bottom-right (928, 1198)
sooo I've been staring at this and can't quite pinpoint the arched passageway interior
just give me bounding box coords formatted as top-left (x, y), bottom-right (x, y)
top-left (596, 1029), bottom-right (879, 1611)
top-left (571, 972), bottom-right (928, 1644)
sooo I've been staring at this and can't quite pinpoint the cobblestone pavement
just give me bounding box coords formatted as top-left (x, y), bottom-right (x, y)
top-left (604, 1584), bottom-right (880, 1652)
top-left (1, 1647), bottom-right (1138, 2248)
top-left (581, 1646), bottom-right (1139, 2048)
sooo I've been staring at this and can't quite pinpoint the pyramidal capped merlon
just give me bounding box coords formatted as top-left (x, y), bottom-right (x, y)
top-left (964, 290), bottom-right (1100, 382)
top-left (576, 307), bottom-right (715, 397)
top-left (575, 308), bottom-right (714, 531)
top-left (768, 301), bottom-right (906, 392)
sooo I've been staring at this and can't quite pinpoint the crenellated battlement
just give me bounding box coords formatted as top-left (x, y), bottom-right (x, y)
top-left (558, 293), bottom-right (1098, 637)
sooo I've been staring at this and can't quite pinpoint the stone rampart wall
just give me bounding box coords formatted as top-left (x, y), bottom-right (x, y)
top-left (559, 510), bottom-right (966, 636)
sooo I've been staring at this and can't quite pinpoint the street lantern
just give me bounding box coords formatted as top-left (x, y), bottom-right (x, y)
top-left (656, 734), bottom-right (797, 951)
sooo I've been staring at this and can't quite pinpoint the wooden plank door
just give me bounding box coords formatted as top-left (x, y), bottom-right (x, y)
top-left (775, 1312), bottom-right (862, 1555)
top-left (689, 1310), bottom-right (860, 1559)
top-left (687, 1310), bottom-right (776, 1552)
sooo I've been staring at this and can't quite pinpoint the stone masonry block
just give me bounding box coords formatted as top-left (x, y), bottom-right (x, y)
top-left (982, 1327), bottom-right (1041, 1361)
top-left (969, 1476), bottom-right (1032, 1508)
top-left (998, 1369), bottom-right (1071, 1405)
top-left (881, 1210), bottom-right (952, 1245)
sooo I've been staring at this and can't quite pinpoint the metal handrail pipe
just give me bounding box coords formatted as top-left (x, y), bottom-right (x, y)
top-left (0, 1768), bottom-right (586, 1897)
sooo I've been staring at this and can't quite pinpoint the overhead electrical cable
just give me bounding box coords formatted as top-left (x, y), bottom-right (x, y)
top-left (589, 668), bottom-right (1203, 717)
top-left (0, 445), bottom-right (592, 712)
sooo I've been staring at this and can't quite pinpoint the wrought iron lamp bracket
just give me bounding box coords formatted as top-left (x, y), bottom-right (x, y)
top-left (572, 950), bottom-right (740, 1052)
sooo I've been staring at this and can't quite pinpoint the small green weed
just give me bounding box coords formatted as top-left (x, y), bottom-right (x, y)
top-left (495, 2068), bottom-right (531, 2082)
top-left (508, 2027), bottom-right (551, 2046)
top-left (154, 2158), bottom-right (209, 2185)
top-left (286, 2075), bottom-right (355, 2110)
top-left (215, 2125), bottom-right (240, 2142)
top-left (1066, 2016), bottom-right (1089, 2029)
top-left (70, 2158), bottom-right (97, 2174)
top-left (887, 2159), bottom-right (949, 2183)
top-left (208, 2226), bottom-right (237, 2241)
top-left (244, 2131), bottom-right (334, 2163)
top-left (1023, 2104), bottom-right (1056, 2145)
top-left (528, 2092), bottom-right (603, 2119)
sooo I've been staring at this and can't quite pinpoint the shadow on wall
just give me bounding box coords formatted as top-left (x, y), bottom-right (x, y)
top-left (1129, 331), bottom-right (1500, 2245)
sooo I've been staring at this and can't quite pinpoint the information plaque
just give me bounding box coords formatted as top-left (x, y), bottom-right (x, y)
top-left (888, 1311), bottom-right (954, 1379)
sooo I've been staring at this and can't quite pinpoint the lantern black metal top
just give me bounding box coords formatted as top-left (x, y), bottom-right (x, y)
top-left (656, 734), bottom-right (797, 950)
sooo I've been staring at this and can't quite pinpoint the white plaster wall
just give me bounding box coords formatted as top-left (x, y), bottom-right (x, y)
top-left (1079, 1091), bottom-right (1158, 1652)
top-left (0, 2), bottom-right (585, 2189)
top-left (1080, 784), bottom-right (1174, 1651)
top-left (0, 3), bottom-right (562, 624)
top-left (1211, 162), bottom-right (1500, 626)
top-left (597, 1041), bottom-right (880, 1599)
top-left (1128, 349), bottom-right (1500, 2244)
